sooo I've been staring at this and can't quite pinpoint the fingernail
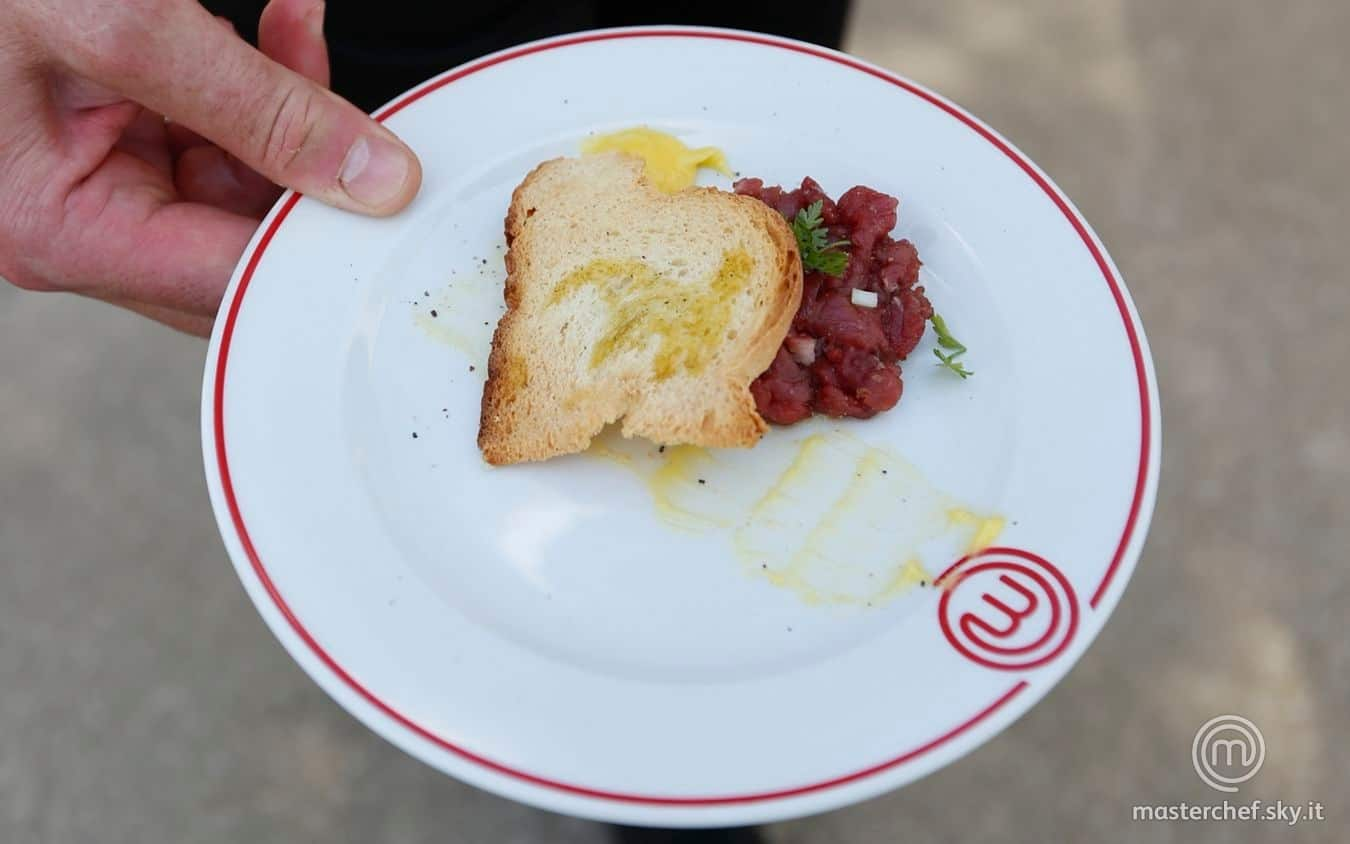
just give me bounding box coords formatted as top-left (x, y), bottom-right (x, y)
top-left (339, 135), bottom-right (411, 210)
top-left (307, 1), bottom-right (325, 38)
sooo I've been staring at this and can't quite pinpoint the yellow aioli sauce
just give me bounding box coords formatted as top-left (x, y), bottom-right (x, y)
top-left (647, 445), bottom-right (724, 530)
top-left (586, 429), bottom-right (1005, 608)
top-left (947, 508), bottom-right (1007, 555)
top-left (581, 127), bottom-right (732, 193)
top-left (731, 434), bottom-right (954, 606)
top-left (549, 251), bottom-right (753, 379)
top-left (410, 267), bottom-right (504, 371)
top-left (412, 309), bottom-right (479, 358)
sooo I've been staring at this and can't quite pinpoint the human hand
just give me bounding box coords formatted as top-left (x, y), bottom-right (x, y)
top-left (0, 0), bottom-right (422, 335)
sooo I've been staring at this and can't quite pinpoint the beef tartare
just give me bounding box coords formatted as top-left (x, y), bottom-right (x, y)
top-left (735, 177), bottom-right (933, 425)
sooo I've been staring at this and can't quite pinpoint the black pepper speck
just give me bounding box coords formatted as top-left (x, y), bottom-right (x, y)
top-left (430, 309), bottom-right (438, 317)
top-left (411, 432), bottom-right (418, 439)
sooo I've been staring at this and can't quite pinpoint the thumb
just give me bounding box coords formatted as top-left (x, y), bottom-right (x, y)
top-left (64, 0), bottom-right (420, 216)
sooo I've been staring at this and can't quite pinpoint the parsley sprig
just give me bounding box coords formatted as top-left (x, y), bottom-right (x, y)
top-left (793, 199), bottom-right (972, 378)
top-left (792, 200), bottom-right (850, 277)
top-left (930, 312), bottom-right (973, 379)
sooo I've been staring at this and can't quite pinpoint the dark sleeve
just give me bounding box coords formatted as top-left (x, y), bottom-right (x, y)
top-left (595, 0), bottom-right (851, 49)
top-left (201, 0), bottom-right (850, 111)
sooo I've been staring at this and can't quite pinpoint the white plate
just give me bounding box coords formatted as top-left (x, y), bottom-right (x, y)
top-left (202, 27), bottom-right (1160, 826)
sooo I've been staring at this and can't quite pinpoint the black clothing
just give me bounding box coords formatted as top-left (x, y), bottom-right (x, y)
top-left (205, 0), bottom-right (851, 110)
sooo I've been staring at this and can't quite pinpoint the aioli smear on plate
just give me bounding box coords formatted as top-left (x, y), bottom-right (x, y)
top-left (581, 127), bottom-right (731, 192)
top-left (586, 429), bottom-right (1005, 607)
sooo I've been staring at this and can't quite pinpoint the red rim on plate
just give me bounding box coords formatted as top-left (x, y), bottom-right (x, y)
top-left (210, 28), bottom-right (1153, 808)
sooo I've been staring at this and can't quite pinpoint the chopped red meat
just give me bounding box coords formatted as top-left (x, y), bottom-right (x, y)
top-left (735, 177), bottom-right (933, 424)
top-left (748, 347), bottom-right (814, 426)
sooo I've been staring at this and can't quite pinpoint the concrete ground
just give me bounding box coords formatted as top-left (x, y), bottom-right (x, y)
top-left (2, 1), bottom-right (1346, 841)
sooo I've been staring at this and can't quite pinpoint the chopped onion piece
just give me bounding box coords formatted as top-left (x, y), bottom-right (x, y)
top-left (786, 335), bottom-right (818, 366)
top-left (851, 288), bottom-right (879, 308)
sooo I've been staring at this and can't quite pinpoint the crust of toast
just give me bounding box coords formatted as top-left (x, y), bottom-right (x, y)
top-left (478, 154), bottom-right (801, 465)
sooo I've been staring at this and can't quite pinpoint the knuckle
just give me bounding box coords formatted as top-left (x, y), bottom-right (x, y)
top-left (0, 229), bottom-right (55, 293)
top-left (0, 204), bottom-right (51, 294)
top-left (3, 269), bottom-right (55, 293)
top-left (253, 82), bottom-right (323, 179)
top-left (0, 232), bottom-right (57, 292)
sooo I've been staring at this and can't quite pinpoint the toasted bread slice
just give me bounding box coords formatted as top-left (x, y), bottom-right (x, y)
top-left (478, 153), bottom-right (801, 466)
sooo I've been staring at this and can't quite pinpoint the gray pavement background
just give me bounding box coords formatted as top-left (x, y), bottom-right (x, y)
top-left (2, 1), bottom-right (1347, 841)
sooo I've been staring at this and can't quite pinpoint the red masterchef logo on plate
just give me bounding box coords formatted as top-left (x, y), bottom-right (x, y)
top-left (936, 548), bottom-right (1079, 671)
